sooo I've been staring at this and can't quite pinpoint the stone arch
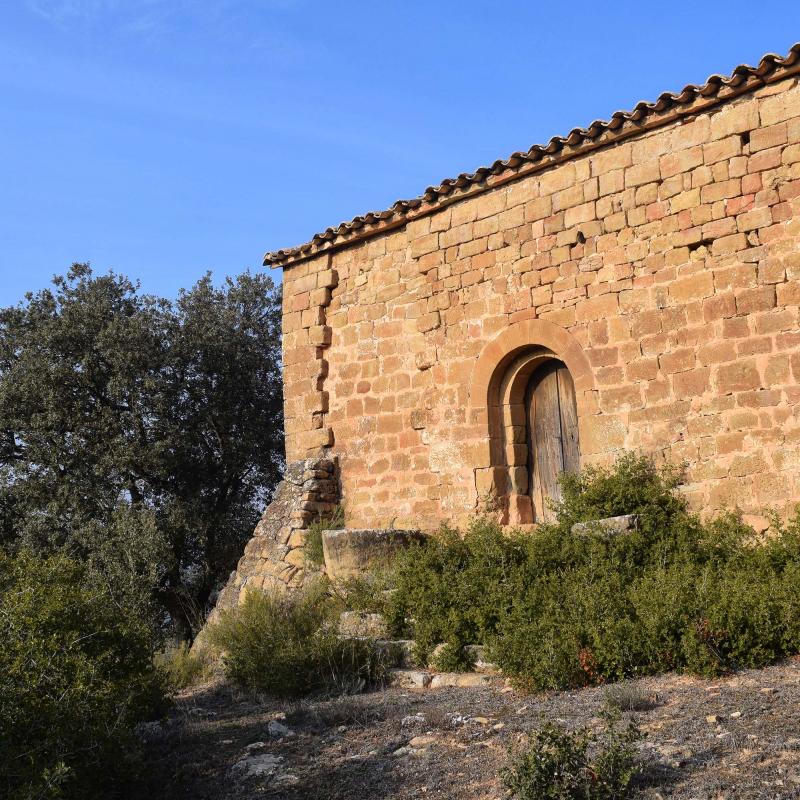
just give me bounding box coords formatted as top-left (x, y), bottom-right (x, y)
top-left (469, 319), bottom-right (595, 524)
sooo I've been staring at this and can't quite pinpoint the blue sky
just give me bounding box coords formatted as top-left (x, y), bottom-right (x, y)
top-left (1, 2), bottom-right (798, 305)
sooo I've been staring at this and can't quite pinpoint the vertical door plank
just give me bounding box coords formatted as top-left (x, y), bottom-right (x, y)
top-left (556, 364), bottom-right (580, 475)
top-left (525, 377), bottom-right (542, 521)
top-left (532, 362), bottom-right (564, 521)
top-left (526, 360), bottom-right (581, 522)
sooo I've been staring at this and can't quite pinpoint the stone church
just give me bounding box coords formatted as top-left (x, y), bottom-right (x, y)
top-left (211, 44), bottom-right (800, 609)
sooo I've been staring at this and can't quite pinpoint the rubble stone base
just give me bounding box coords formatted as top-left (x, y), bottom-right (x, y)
top-left (194, 454), bottom-right (338, 647)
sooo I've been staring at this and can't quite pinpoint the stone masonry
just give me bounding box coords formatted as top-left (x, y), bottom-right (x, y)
top-left (201, 456), bottom-right (338, 630)
top-left (268, 46), bottom-right (800, 532)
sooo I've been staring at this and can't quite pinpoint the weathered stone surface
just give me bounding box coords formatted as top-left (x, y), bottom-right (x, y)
top-left (429, 672), bottom-right (495, 689)
top-left (279, 69), bottom-right (800, 528)
top-left (337, 611), bottom-right (389, 639)
top-left (571, 514), bottom-right (640, 537)
top-left (387, 669), bottom-right (432, 689)
top-left (230, 752), bottom-right (284, 780)
top-left (322, 528), bottom-right (426, 581)
top-left (193, 455), bottom-right (339, 650)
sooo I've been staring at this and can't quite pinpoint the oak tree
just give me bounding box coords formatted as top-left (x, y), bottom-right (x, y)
top-left (0, 264), bottom-right (284, 637)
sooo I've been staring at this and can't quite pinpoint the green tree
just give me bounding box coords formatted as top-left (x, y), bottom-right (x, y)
top-left (0, 550), bottom-right (166, 799)
top-left (0, 264), bottom-right (283, 637)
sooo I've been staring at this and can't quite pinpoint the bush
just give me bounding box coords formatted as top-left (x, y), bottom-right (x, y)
top-left (603, 682), bottom-right (656, 713)
top-left (208, 579), bottom-right (387, 697)
top-left (0, 551), bottom-right (166, 800)
top-left (385, 517), bottom-right (528, 669)
top-left (329, 568), bottom-right (393, 614)
top-left (430, 642), bottom-right (476, 672)
top-left (155, 642), bottom-right (213, 691)
top-left (305, 507), bottom-right (345, 567)
top-left (380, 454), bottom-right (800, 689)
top-left (501, 712), bottom-right (642, 800)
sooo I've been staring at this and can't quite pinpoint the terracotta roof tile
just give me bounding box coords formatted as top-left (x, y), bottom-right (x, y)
top-left (264, 44), bottom-right (800, 268)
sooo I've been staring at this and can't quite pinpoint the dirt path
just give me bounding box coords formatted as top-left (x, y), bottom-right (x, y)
top-left (136, 660), bottom-right (800, 799)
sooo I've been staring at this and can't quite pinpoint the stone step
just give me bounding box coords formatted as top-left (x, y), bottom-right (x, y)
top-left (337, 610), bottom-right (389, 638)
top-left (387, 669), bottom-right (498, 690)
top-left (338, 624), bottom-right (503, 674)
top-left (376, 639), bottom-right (415, 667)
top-left (464, 645), bottom-right (501, 675)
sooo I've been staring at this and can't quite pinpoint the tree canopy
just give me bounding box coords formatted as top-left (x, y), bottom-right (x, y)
top-left (0, 264), bottom-right (284, 636)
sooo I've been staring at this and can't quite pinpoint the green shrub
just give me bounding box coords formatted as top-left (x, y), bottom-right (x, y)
top-left (385, 517), bottom-right (528, 667)
top-left (429, 642), bottom-right (476, 672)
top-left (305, 507), bottom-right (345, 567)
top-left (208, 579), bottom-right (387, 697)
top-left (603, 682), bottom-right (655, 713)
top-left (501, 712), bottom-right (642, 800)
top-left (331, 564), bottom-right (391, 609)
top-left (155, 642), bottom-right (213, 691)
top-left (380, 453), bottom-right (800, 690)
top-left (0, 551), bottom-right (166, 800)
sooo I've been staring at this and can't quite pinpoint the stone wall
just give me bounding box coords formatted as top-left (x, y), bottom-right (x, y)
top-left (280, 71), bottom-right (800, 530)
top-left (199, 456), bottom-right (338, 633)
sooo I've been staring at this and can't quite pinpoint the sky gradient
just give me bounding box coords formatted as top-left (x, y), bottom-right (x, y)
top-left (1, 2), bottom-right (798, 305)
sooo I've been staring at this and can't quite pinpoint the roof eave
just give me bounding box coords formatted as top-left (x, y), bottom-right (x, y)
top-left (264, 44), bottom-right (800, 270)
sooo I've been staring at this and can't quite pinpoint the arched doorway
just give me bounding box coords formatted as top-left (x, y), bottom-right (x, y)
top-left (469, 319), bottom-right (594, 525)
top-left (524, 359), bottom-right (580, 521)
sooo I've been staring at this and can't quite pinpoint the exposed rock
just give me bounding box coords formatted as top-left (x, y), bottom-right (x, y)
top-left (230, 752), bottom-right (283, 779)
top-left (389, 668), bottom-right (497, 690)
top-left (429, 673), bottom-right (495, 689)
top-left (409, 735), bottom-right (436, 747)
top-left (267, 720), bottom-right (293, 738)
top-left (388, 669), bottom-right (433, 689)
top-left (571, 514), bottom-right (639, 537)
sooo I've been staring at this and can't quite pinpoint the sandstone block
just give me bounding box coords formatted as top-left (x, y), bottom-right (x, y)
top-left (388, 669), bottom-right (432, 689)
top-left (309, 287), bottom-right (331, 307)
top-left (669, 273), bottom-right (714, 303)
top-left (576, 292), bottom-right (618, 322)
top-left (308, 325), bottom-right (332, 346)
top-left (322, 528), bottom-right (426, 581)
top-left (317, 269), bottom-right (339, 289)
top-left (417, 311), bottom-right (441, 333)
top-left (716, 360), bottom-right (761, 394)
top-left (429, 673), bottom-right (494, 689)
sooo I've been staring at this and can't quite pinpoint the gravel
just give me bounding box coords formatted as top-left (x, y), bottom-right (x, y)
top-left (135, 659), bottom-right (800, 799)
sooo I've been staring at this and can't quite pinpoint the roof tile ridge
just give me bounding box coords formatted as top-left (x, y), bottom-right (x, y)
top-left (265, 43), bottom-right (800, 268)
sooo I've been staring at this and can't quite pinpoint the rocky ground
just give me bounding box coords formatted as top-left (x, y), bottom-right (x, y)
top-left (136, 660), bottom-right (800, 799)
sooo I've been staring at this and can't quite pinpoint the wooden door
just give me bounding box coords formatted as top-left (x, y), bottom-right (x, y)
top-left (525, 360), bottom-right (580, 521)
